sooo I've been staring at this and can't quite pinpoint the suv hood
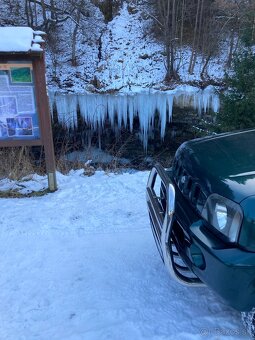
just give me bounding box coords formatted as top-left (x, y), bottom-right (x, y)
top-left (176, 130), bottom-right (255, 203)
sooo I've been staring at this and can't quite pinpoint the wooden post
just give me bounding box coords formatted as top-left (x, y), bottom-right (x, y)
top-left (33, 52), bottom-right (57, 191)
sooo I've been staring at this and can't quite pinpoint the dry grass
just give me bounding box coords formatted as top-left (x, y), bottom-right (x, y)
top-left (0, 147), bottom-right (38, 180)
top-left (0, 188), bottom-right (50, 198)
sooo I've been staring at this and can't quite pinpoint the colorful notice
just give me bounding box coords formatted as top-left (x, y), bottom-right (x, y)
top-left (0, 62), bottom-right (40, 140)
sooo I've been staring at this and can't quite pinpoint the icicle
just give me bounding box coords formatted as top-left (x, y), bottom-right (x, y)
top-left (203, 85), bottom-right (220, 113)
top-left (107, 95), bottom-right (116, 127)
top-left (55, 95), bottom-right (66, 126)
top-left (177, 87), bottom-right (189, 112)
top-left (193, 89), bottom-right (203, 116)
top-left (121, 95), bottom-right (128, 128)
top-left (47, 90), bottom-right (55, 118)
top-left (79, 94), bottom-right (93, 128)
top-left (55, 94), bottom-right (77, 128)
top-left (127, 94), bottom-right (135, 132)
top-left (136, 93), bottom-right (152, 149)
top-left (202, 87), bottom-right (211, 113)
top-left (115, 95), bottom-right (128, 128)
top-left (94, 94), bottom-right (107, 129)
top-left (167, 94), bottom-right (174, 122)
top-left (212, 94), bottom-right (220, 113)
top-left (156, 93), bottom-right (167, 139)
top-left (68, 94), bottom-right (78, 128)
top-left (173, 92), bottom-right (181, 108)
top-left (135, 92), bottom-right (159, 148)
top-left (78, 94), bottom-right (107, 130)
top-left (150, 93), bottom-right (157, 131)
top-left (78, 93), bottom-right (89, 126)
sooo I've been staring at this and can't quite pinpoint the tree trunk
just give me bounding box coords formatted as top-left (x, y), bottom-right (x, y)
top-left (71, 1), bottom-right (83, 67)
top-left (226, 29), bottom-right (234, 67)
top-left (188, 0), bottom-right (201, 74)
top-left (170, 0), bottom-right (176, 78)
top-left (41, 0), bottom-right (47, 23)
top-left (165, 39), bottom-right (171, 81)
top-left (50, 0), bottom-right (56, 20)
top-left (200, 54), bottom-right (211, 80)
top-left (33, 0), bottom-right (38, 27)
top-left (176, 0), bottom-right (185, 72)
top-left (25, 0), bottom-right (34, 27)
top-left (163, 0), bottom-right (179, 81)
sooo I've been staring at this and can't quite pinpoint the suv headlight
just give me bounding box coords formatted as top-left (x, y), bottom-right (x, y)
top-left (201, 193), bottom-right (243, 242)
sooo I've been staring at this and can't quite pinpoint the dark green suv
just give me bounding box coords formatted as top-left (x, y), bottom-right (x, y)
top-left (146, 129), bottom-right (255, 336)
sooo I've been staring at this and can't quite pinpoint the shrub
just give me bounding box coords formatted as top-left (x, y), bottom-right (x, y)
top-left (218, 49), bottom-right (255, 131)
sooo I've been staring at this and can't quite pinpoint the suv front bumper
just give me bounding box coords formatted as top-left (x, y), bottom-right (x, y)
top-left (146, 164), bottom-right (255, 312)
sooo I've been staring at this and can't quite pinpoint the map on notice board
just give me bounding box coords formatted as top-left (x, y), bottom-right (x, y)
top-left (0, 61), bottom-right (40, 140)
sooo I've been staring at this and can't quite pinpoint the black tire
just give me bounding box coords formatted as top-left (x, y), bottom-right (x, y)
top-left (241, 309), bottom-right (255, 338)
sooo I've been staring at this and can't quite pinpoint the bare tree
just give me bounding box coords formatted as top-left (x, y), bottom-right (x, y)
top-left (25, 0), bottom-right (34, 27)
top-left (152, 0), bottom-right (182, 81)
top-left (25, 0), bottom-right (81, 31)
top-left (71, 0), bottom-right (85, 66)
top-left (188, 0), bottom-right (202, 74)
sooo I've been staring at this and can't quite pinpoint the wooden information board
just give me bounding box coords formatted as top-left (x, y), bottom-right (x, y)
top-left (0, 30), bottom-right (57, 191)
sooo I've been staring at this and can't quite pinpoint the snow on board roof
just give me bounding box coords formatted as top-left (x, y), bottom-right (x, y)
top-left (0, 27), bottom-right (45, 53)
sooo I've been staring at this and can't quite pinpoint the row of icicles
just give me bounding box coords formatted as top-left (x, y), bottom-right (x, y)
top-left (48, 86), bottom-right (220, 148)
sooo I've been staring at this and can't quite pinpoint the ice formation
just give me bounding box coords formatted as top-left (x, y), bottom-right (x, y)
top-left (55, 94), bottom-right (78, 129)
top-left (49, 86), bottom-right (220, 148)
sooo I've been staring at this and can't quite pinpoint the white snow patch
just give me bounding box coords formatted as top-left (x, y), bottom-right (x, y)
top-left (65, 147), bottom-right (130, 166)
top-left (0, 27), bottom-right (44, 53)
top-left (0, 170), bottom-right (248, 339)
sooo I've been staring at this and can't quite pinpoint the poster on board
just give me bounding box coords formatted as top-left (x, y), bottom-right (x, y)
top-left (0, 61), bottom-right (40, 140)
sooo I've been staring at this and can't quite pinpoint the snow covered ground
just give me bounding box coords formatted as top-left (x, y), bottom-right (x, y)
top-left (0, 170), bottom-right (249, 339)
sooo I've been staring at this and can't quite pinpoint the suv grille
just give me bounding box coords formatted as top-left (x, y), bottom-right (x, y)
top-left (173, 159), bottom-right (206, 212)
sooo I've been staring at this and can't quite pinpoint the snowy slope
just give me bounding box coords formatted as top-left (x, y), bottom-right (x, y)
top-left (94, 3), bottom-right (166, 91)
top-left (0, 0), bottom-right (226, 92)
top-left (0, 170), bottom-right (248, 339)
top-left (95, 3), bottom-right (224, 92)
top-left (44, 1), bottom-right (105, 93)
top-left (45, 1), bottom-right (225, 93)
